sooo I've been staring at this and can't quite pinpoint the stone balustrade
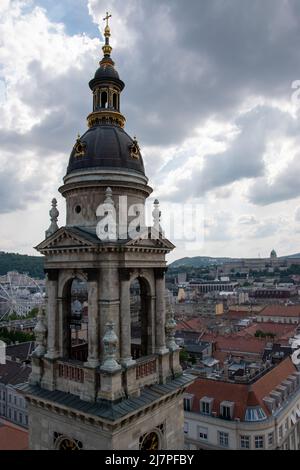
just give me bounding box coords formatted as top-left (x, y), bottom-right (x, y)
top-left (136, 355), bottom-right (157, 380)
top-left (57, 361), bottom-right (84, 383)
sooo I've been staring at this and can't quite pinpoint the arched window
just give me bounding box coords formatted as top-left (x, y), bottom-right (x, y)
top-left (101, 91), bottom-right (108, 108)
top-left (130, 277), bottom-right (153, 359)
top-left (62, 277), bottom-right (88, 362)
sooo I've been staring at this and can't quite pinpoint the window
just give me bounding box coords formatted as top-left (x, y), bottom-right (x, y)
top-left (201, 402), bottom-right (210, 415)
top-left (221, 406), bottom-right (231, 420)
top-left (284, 419), bottom-right (288, 433)
top-left (245, 407), bottom-right (267, 422)
top-left (8, 395), bottom-right (11, 403)
top-left (184, 422), bottom-right (189, 434)
top-left (279, 425), bottom-right (283, 440)
top-left (240, 435), bottom-right (250, 449)
top-left (184, 398), bottom-right (192, 411)
top-left (14, 410), bottom-right (17, 421)
top-left (218, 431), bottom-right (229, 448)
top-left (268, 433), bottom-right (273, 447)
top-left (14, 396), bottom-right (17, 405)
top-left (220, 401), bottom-right (234, 420)
top-left (198, 426), bottom-right (208, 441)
top-left (25, 415), bottom-right (28, 426)
top-left (19, 413), bottom-right (22, 423)
top-left (254, 436), bottom-right (264, 449)
top-left (101, 91), bottom-right (108, 108)
top-left (8, 408), bottom-right (11, 419)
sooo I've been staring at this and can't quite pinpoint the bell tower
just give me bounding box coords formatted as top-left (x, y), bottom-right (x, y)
top-left (18, 14), bottom-right (194, 450)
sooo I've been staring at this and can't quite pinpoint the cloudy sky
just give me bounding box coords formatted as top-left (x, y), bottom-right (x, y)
top-left (1, 0), bottom-right (300, 262)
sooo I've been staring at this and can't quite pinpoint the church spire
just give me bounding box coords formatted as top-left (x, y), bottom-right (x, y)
top-left (102, 12), bottom-right (112, 58)
top-left (87, 12), bottom-right (126, 129)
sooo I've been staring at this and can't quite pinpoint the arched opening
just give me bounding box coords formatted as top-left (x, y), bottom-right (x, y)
top-left (130, 277), bottom-right (153, 359)
top-left (101, 91), bottom-right (108, 108)
top-left (62, 277), bottom-right (88, 362)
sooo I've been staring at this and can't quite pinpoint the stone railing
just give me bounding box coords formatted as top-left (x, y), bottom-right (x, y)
top-left (57, 360), bottom-right (84, 383)
top-left (136, 355), bottom-right (157, 380)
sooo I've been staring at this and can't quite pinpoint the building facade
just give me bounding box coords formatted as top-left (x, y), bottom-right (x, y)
top-left (17, 16), bottom-right (193, 450)
top-left (0, 360), bottom-right (30, 428)
top-left (184, 357), bottom-right (300, 450)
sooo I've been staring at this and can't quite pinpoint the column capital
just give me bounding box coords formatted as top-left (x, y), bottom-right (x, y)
top-left (154, 267), bottom-right (167, 280)
top-left (119, 267), bottom-right (133, 282)
top-left (45, 269), bottom-right (59, 281)
top-left (85, 268), bottom-right (99, 282)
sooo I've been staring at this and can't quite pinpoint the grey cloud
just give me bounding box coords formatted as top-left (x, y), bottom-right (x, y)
top-left (248, 221), bottom-right (280, 238)
top-left (248, 153), bottom-right (300, 205)
top-left (90, 0), bottom-right (300, 147)
top-left (204, 212), bottom-right (234, 242)
top-left (0, 167), bottom-right (43, 214)
top-left (238, 215), bottom-right (258, 225)
top-left (3, 0), bottom-right (300, 216)
top-left (158, 105), bottom-right (294, 202)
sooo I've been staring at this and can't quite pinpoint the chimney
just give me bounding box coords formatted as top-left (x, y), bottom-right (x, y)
top-left (224, 360), bottom-right (229, 381)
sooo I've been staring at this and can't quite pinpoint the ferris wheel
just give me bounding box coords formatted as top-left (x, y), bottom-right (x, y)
top-left (0, 272), bottom-right (45, 322)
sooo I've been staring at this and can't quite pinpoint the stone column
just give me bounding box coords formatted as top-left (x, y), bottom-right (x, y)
top-left (44, 270), bottom-right (59, 360)
top-left (119, 269), bottom-right (135, 366)
top-left (154, 268), bottom-right (168, 355)
top-left (85, 269), bottom-right (100, 367)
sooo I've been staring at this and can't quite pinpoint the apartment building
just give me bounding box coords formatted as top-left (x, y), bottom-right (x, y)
top-left (184, 357), bottom-right (300, 450)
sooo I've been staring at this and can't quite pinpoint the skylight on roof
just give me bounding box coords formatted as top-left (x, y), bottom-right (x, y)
top-left (244, 407), bottom-right (267, 422)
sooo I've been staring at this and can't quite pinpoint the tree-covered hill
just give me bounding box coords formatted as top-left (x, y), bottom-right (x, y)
top-left (0, 252), bottom-right (44, 278)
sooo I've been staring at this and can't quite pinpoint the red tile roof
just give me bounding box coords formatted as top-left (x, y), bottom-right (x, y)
top-left (0, 421), bottom-right (28, 450)
top-left (200, 333), bottom-right (267, 355)
top-left (260, 305), bottom-right (300, 318)
top-left (236, 322), bottom-right (297, 340)
top-left (186, 357), bottom-right (297, 421)
top-left (176, 318), bottom-right (207, 332)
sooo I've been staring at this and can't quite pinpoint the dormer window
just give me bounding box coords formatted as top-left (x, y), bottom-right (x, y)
top-left (263, 396), bottom-right (276, 414)
top-left (220, 401), bottom-right (234, 420)
top-left (183, 394), bottom-right (194, 412)
top-left (245, 407), bottom-right (267, 422)
top-left (200, 397), bottom-right (214, 415)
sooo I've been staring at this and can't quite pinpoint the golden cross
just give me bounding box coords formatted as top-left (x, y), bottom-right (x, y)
top-left (103, 12), bottom-right (112, 27)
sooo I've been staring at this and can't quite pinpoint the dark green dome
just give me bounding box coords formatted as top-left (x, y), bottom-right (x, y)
top-left (67, 125), bottom-right (145, 176)
top-left (94, 64), bottom-right (120, 80)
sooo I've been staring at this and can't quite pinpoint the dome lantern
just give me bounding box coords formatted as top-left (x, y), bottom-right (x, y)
top-left (87, 12), bottom-right (125, 129)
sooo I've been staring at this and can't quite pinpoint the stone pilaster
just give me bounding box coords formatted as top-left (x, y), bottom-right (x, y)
top-left (154, 268), bottom-right (168, 355)
top-left (85, 269), bottom-right (100, 367)
top-left (44, 270), bottom-right (59, 360)
top-left (119, 268), bottom-right (135, 366)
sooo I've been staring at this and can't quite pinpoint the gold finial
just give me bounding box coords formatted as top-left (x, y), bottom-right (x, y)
top-left (101, 11), bottom-right (113, 57)
top-left (103, 11), bottom-right (112, 28)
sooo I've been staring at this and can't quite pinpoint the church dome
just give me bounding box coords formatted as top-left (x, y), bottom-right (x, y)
top-left (67, 125), bottom-right (145, 176)
top-left (94, 63), bottom-right (120, 80)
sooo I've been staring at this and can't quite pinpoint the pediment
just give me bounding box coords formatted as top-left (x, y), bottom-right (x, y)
top-left (35, 227), bottom-right (97, 253)
top-left (125, 228), bottom-right (175, 250)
